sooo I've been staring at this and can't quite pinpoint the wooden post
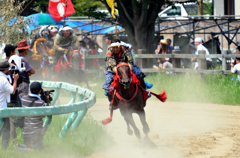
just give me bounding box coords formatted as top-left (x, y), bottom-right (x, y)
top-left (222, 50), bottom-right (227, 74)
top-left (137, 49), bottom-right (146, 69)
top-left (198, 50), bottom-right (207, 78)
top-left (172, 50), bottom-right (181, 68)
top-left (226, 50), bottom-right (231, 70)
top-left (198, 50), bottom-right (207, 70)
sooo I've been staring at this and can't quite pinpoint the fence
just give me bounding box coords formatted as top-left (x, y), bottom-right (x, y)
top-left (84, 49), bottom-right (239, 75)
top-left (0, 81), bottom-right (96, 138)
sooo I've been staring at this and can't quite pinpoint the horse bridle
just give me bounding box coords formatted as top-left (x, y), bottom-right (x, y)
top-left (119, 77), bottom-right (132, 89)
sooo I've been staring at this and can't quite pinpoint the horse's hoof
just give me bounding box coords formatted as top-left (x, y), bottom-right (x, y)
top-left (134, 130), bottom-right (141, 139)
top-left (143, 126), bottom-right (150, 135)
top-left (127, 130), bottom-right (133, 135)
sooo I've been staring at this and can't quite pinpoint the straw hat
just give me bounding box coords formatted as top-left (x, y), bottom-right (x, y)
top-left (159, 39), bottom-right (168, 45)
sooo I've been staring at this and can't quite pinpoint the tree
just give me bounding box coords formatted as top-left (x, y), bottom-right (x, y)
top-left (0, 0), bottom-right (31, 45)
top-left (99, 0), bottom-right (196, 60)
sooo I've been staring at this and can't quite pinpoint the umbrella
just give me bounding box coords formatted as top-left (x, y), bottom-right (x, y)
top-left (25, 13), bottom-right (64, 25)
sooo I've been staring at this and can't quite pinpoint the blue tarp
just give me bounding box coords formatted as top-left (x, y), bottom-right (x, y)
top-left (29, 17), bottom-right (121, 34)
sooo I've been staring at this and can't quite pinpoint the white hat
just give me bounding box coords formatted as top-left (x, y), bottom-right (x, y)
top-left (110, 42), bottom-right (121, 47)
top-left (60, 26), bottom-right (73, 31)
top-left (194, 37), bottom-right (203, 43)
top-left (120, 41), bottom-right (127, 47)
top-left (48, 26), bottom-right (58, 32)
top-left (126, 43), bottom-right (132, 48)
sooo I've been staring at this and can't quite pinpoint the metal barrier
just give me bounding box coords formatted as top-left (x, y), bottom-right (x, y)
top-left (0, 81), bottom-right (96, 138)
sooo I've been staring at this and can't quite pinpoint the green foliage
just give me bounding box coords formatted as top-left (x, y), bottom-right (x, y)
top-left (0, 114), bottom-right (113, 157)
top-left (89, 73), bottom-right (240, 105)
top-left (0, 0), bottom-right (31, 44)
top-left (34, 0), bottom-right (107, 19)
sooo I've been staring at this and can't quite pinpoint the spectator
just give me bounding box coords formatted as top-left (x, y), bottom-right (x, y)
top-left (231, 46), bottom-right (240, 66)
top-left (153, 58), bottom-right (173, 75)
top-left (86, 41), bottom-right (99, 69)
top-left (16, 40), bottom-right (35, 99)
top-left (79, 41), bottom-right (87, 71)
top-left (105, 35), bottom-right (113, 47)
top-left (231, 58), bottom-right (240, 81)
top-left (191, 37), bottom-right (212, 69)
top-left (0, 59), bottom-right (19, 149)
top-left (166, 39), bottom-right (174, 54)
top-left (4, 45), bottom-right (23, 143)
top-left (157, 39), bottom-right (172, 64)
top-left (22, 82), bottom-right (49, 150)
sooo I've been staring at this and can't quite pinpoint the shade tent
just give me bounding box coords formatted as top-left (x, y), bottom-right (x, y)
top-left (54, 18), bottom-right (122, 34)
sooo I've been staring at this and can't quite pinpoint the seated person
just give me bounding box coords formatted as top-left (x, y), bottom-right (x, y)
top-left (231, 58), bottom-right (240, 81)
top-left (153, 58), bottom-right (173, 75)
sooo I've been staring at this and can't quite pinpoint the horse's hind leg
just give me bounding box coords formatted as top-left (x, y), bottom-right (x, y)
top-left (126, 113), bottom-right (141, 139)
top-left (138, 110), bottom-right (150, 136)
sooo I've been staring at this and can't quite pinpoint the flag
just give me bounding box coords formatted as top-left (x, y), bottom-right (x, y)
top-left (48, 0), bottom-right (75, 21)
top-left (106, 0), bottom-right (118, 19)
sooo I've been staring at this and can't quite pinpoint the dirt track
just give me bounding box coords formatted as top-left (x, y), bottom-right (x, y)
top-left (88, 98), bottom-right (240, 158)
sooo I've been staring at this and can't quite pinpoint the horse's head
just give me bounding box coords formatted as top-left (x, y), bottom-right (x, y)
top-left (69, 45), bottom-right (81, 70)
top-left (35, 38), bottom-right (48, 57)
top-left (117, 63), bottom-right (131, 89)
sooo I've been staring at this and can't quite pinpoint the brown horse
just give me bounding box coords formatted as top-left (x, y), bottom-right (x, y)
top-left (112, 63), bottom-right (150, 139)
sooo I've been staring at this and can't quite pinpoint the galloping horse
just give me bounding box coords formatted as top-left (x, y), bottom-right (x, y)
top-left (102, 63), bottom-right (167, 139)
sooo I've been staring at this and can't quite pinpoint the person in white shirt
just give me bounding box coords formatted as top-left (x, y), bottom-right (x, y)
top-left (0, 59), bottom-right (19, 148)
top-left (191, 37), bottom-right (212, 69)
top-left (231, 58), bottom-right (240, 81)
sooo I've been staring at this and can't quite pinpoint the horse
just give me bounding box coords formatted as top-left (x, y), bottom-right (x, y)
top-left (53, 45), bottom-right (90, 89)
top-left (102, 63), bottom-right (167, 139)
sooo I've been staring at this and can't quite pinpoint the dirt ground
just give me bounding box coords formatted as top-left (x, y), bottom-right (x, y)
top-left (87, 98), bottom-right (240, 158)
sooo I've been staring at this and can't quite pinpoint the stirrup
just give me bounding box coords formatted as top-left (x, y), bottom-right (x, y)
top-left (144, 81), bottom-right (153, 89)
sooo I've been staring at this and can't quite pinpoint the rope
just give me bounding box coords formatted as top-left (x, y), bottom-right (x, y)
top-left (115, 17), bottom-right (118, 38)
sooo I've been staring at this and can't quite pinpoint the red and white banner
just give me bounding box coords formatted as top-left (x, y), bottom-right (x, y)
top-left (48, 0), bottom-right (75, 21)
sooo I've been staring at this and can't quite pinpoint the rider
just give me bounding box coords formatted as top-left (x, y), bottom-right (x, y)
top-left (102, 39), bottom-right (152, 108)
top-left (53, 25), bottom-right (79, 62)
top-left (31, 25), bottom-right (58, 49)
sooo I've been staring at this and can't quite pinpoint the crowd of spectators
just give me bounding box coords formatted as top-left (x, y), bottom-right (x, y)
top-left (0, 41), bottom-right (49, 150)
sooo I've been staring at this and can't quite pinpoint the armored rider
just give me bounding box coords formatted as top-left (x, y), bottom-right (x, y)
top-left (31, 25), bottom-right (58, 49)
top-left (53, 25), bottom-right (79, 62)
top-left (102, 39), bottom-right (152, 107)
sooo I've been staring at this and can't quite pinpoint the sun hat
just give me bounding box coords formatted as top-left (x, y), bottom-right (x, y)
top-left (0, 59), bottom-right (11, 70)
top-left (15, 40), bottom-right (31, 50)
top-left (160, 39), bottom-right (168, 45)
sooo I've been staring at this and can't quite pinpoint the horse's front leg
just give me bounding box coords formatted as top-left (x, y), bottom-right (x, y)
top-left (124, 117), bottom-right (133, 135)
top-left (126, 112), bottom-right (141, 139)
top-left (138, 110), bottom-right (150, 136)
top-left (120, 109), bottom-right (133, 135)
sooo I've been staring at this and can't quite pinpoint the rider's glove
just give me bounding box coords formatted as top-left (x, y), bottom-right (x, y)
top-left (64, 49), bottom-right (68, 54)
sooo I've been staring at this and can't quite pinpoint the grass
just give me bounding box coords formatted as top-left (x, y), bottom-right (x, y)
top-left (88, 72), bottom-right (240, 105)
top-left (0, 114), bottom-right (114, 158)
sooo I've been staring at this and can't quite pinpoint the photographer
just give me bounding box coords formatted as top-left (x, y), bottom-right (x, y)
top-left (21, 82), bottom-right (50, 150)
top-left (0, 59), bottom-right (19, 149)
top-left (4, 45), bottom-right (23, 142)
top-left (16, 40), bottom-right (35, 99)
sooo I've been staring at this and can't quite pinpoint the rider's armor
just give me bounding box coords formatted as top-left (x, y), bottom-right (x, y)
top-left (31, 28), bottom-right (55, 49)
top-left (53, 30), bottom-right (79, 52)
top-left (105, 48), bottom-right (134, 72)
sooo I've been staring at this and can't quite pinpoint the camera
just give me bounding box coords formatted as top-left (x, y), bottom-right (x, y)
top-left (40, 89), bottom-right (54, 104)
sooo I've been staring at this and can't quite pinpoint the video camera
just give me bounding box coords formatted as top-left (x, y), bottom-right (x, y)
top-left (40, 89), bottom-right (55, 104)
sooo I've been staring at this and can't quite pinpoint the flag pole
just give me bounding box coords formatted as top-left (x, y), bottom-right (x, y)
top-left (63, 0), bottom-right (68, 26)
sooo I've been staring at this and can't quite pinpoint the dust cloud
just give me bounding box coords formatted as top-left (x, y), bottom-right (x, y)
top-left (87, 98), bottom-right (225, 158)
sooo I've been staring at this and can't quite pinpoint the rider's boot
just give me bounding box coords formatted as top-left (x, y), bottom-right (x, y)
top-left (144, 81), bottom-right (153, 89)
top-left (140, 79), bottom-right (151, 98)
